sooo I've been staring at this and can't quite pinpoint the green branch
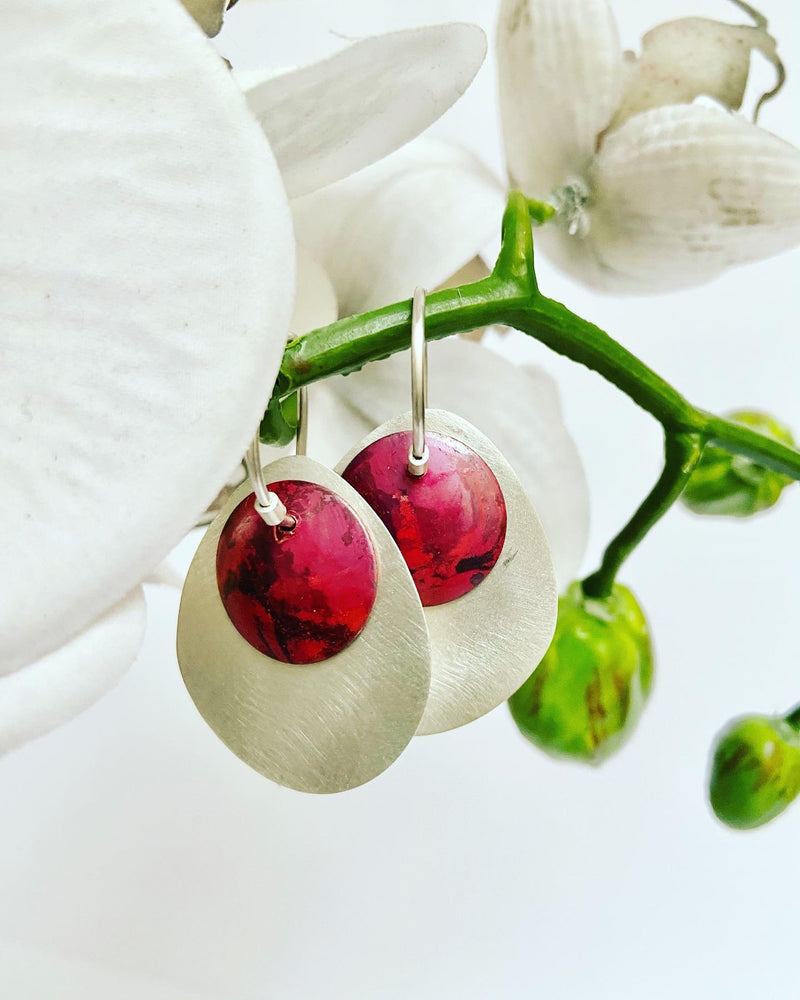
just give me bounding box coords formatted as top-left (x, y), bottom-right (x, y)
top-left (582, 433), bottom-right (705, 599)
top-left (273, 190), bottom-right (800, 593)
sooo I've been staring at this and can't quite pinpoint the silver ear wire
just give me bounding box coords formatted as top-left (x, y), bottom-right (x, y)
top-left (245, 438), bottom-right (288, 526)
top-left (246, 386), bottom-right (309, 527)
top-left (295, 386), bottom-right (308, 457)
top-left (407, 286), bottom-right (429, 477)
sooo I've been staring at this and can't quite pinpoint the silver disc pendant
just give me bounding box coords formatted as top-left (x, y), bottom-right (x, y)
top-left (177, 455), bottom-right (431, 793)
top-left (337, 410), bottom-right (558, 735)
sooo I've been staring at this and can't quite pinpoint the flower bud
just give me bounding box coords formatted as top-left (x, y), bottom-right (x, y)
top-left (709, 712), bottom-right (800, 830)
top-left (681, 410), bottom-right (794, 517)
top-left (508, 582), bottom-right (652, 765)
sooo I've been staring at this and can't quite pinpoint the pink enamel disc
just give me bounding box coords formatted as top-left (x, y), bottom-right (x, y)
top-left (341, 431), bottom-right (507, 606)
top-left (216, 480), bottom-right (377, 664)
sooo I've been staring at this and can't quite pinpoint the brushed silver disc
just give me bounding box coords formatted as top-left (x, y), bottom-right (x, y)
top-left (177, 456), bottom-right (430, 793)
top-left (337, 410), bottom-right (557, 735)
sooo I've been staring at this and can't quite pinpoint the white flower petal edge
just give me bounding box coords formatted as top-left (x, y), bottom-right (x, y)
top-left (291, 246), bottom-right (338, 337)
top-left (327, 339), bottom-right (589, 590)
top-left (0, 0), bottom-right (293, 673)
top-left (584, 104), bottom-right (800, 292)
top-left (246, 24), bottom-right (488, 198)
top-left (0, 588), bottom-right (146, 755)
top-left (292, 139), bottom-right (507, 316)
top-left (497, 0), bottom-right (622, 199)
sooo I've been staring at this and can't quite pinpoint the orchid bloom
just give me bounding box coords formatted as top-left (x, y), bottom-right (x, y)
top-left (296, 0), bottom-right (800, 300)
top-left (0, 0), bottom-right (487, 752)
top-left (497, 0), bottom-right (800, 292)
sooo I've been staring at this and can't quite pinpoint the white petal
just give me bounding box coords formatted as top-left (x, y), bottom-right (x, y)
top-left (585, 104), bottom-right (800, 291)
top-left (497, 0), bottom-right (623, 197)
top-left (291, 246), bottom-right (338, 335)
top-left (0, 939), bottom-right (218, 1000)
top-left (304, 383), bottom-right (376, 469)
top-left (245, 24), bottom-right (488, 198)
top-left (142, 561), bottom-right (184, 591)
top-left (0, 0), bottom-right (294, 672)
top-left (0, 588), bottom-right (146, 755)
top-left (609, 18), bottom-right (778, 131)
top-left (327, 339), bottom-right (589, 589)
top-left (292, 139), bottom-right (506, 316)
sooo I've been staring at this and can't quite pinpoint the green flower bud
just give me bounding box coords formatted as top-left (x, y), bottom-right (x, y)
top-left (709, 710), bottom-right (800, 830)
top-left (509, 582), bottom-right (653, 765)
top-left (681, 410), bottom-right (794, 517)
top-left (259, 393), bottom-right (299, 448)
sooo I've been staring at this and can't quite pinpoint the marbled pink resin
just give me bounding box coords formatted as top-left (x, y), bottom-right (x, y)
top-left (216, 480), bottom-right (377, 664)
top-left (342, 431), bottom-right (506, 606)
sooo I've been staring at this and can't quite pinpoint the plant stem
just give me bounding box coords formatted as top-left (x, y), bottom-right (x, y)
top-left (272, 190), bottom-right (800, 593)
top-left (582, 433), bottom-right (705, 599)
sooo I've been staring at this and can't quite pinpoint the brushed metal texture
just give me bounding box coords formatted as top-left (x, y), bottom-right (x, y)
top-left (177, 456), bottom-right (430, 793)
top-left (337, 410), bottom-right (557, 735)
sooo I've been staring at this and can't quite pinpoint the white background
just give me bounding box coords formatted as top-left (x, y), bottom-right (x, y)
top-left (3, 1), bottom-right (800, 997)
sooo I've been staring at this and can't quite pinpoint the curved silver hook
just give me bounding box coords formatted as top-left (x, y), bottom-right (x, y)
top-left (246, 386), bottom-right (309, 526)
top-left (295, 386), bottom-right (308, 458)
top-left (407, 286), bottom-right (429, 477)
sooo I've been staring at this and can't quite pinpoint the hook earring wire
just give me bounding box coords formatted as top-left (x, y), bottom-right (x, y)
top-left (295, 386), bottom-right (308, 458)
top-left (246, 385), bottom-right (309, 527)
top-left (407, 286), bottom-right (429, 477)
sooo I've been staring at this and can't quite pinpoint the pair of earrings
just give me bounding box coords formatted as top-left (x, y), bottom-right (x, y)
top-left (177, 289), bottom-right (557, 793)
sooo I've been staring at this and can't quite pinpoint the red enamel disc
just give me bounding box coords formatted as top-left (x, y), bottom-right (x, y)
top-left (216, 480), bottom-right (377, 664)
top-left (341, 431), bottom-right (507, 607)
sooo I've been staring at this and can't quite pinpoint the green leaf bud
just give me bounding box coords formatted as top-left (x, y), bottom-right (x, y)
top-left (709, 710), bottom-right (800, 830)
top-left (259, 393), bottom-right (299, 448)
top-left (681, 410), bottom-right (794, 517)
top-left (509, 582), bottom-right (653, 765)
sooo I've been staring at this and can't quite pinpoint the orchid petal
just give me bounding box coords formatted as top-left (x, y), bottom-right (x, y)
top-left (0, 588), bottom-right (146, 755)
top-left (609, 18), bottom-right (779, 132)
top-left (497, 0), bottom-right (623, 198)
top-left (245, 24), bottom-right (488, 198)
top-left (585, 104), bottom-right (800, 292)
top-left (0, 939), bottom-right (218, 999)
top-left (143, 562), bottom-right (184, 591)
top-left (291, 246), bottom-right (338, 335)
top-left (292, 139), bottom-right (506, 316)
top-left (0, 0), bottom-right (294, 672)
top-left (327, 339), bottom-right (589, 589)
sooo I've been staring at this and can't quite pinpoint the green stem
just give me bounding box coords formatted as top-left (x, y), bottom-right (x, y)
top-left (582, 433), bottom-right (705, 599)
top-left (272, 190), bottom-right (800, 591)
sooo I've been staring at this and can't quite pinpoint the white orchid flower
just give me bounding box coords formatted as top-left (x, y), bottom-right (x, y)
top-left (500, 0), bottom-right (800, 292)
top-left (0, 0), bottom-right (486, 751)
top-left (297, 0), bottom-right (800, 300)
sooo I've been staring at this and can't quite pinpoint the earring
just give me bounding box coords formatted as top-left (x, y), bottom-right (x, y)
top-left (177, 388), bottom-right (430, 793)
top-left (336, 288), bottom-right (557, 735)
